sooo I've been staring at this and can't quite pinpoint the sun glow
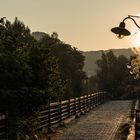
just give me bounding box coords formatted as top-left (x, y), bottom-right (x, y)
top-left (131, 32), bottom-right (140, 47)
top-left (128, 13), bottom-right (140, 55)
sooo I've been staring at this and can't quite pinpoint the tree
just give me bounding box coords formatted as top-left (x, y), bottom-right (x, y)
top-left (33, 32), bottom-right (86, 99)
top-left (0, 18), bottom-right (66, 139)
top-left (51, 41), bottom-right (86, 98)
top-left (37, 36), bottom-right (65, 101)
top-left (93, 50), bottom-right (134, 99)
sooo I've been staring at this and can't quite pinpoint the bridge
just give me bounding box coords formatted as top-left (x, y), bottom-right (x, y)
top-left (41, 100), bottom-right (134, 140)
top-left (0, 92), bottom-right (138, 140)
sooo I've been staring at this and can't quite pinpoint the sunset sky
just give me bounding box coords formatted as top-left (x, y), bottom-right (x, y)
top-left (1, 0), bottom-right (140, 51)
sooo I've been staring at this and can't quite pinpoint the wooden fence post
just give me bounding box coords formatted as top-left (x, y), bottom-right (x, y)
top-left (97, 92), bottom-right (99, 105)
top-left (84, 95), bottom-right (87, 111)
top-left (68, 99), bottom-right (71, 117)
top-left (0, 113), bottom-right (8, 140)
top-left (78, 97), bottom-right (80, 113)
top-left (48, 101), bottom-right (51, 131)
top-left (91, 94), bottom-right (94, 108)
top-left (135, 100), bottom-right (140, 139)
top-left (98, 92), bottom-right (100, 105)
top-left (89, 94), bottom-right (92, 109)
top-left (6, 113), bottom-right (8, 140)
top-left (48, 101), bottom-right (54, 133)
top-left (95, 93), bottom-right (97, 107)
top-left (59, 101), bottom-right (62, 126)
top-left (103, 92), bottom-right (105, 103)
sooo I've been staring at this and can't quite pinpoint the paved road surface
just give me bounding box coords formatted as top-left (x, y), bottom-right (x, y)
top-left (49, 100), bottom-right (132, 140)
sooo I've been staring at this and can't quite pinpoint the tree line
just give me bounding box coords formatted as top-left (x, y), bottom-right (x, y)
top-left (0, 17), bottom-right (139, 139)
top-left (0, 18), bottom-right (86, 139)
top-left (88, 50), bottom-right (140, 99)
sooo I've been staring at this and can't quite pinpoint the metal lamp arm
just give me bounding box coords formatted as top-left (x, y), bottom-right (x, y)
top-left (123, 16), bottom-right (140, 29)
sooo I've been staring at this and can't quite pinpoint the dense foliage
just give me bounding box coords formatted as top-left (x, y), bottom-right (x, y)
top-left (0, 18), bottom-right (64, 116)
top-left (1, 17), bottom-right (140, 139)
top-left (33, 32), bottom-right (86, 99)
top-left (82, 49), bottom-right (134, 77)
top-left (0, 18), bottom-right (86, 139)
top-left (89, 50), bottom-right (139, 99)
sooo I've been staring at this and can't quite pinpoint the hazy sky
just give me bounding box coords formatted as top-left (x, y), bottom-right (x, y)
top-left (1, 0), bottom-right (140, 51)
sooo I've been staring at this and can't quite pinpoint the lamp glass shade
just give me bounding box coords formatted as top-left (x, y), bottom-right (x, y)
top-left (111, 22), bottom-right (131, 38)
top-left (111, 27), bottom-right (131, 36)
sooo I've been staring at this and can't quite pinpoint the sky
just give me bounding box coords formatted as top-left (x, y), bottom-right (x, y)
top-left (1, 0), bottom-right (140, 51)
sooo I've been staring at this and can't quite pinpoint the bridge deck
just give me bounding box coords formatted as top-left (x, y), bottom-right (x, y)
top-left (49, 100), bottom-right (132, 140)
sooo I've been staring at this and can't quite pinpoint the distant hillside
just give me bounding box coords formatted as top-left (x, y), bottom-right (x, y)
top-left (82, 48), bottom-right (135, 77)
top-left (32, 32), bottom-right (135, 77)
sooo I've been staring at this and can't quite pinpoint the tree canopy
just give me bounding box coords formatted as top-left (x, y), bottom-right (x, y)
top-left (32, 31), bottom-right (86, 99)
top-left (0, 18), bottom-right (86, 116)
top-left (0, 18), bottom-right (65, 116)
top-left (89, 50), bottom-right (136, 99)
top-left (0, 17), bottom-right (88, 139)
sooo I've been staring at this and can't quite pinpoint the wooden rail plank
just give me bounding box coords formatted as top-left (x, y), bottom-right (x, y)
top-left (38, 92), bottom-right (106, 130)
top-left (0, 113), bottom-right (8, 140)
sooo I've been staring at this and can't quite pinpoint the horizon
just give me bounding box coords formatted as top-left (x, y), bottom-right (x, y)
top-left (81, 47), bottom-right (133, 52)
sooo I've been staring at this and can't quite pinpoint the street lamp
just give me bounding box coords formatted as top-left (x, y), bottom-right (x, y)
top-left (111, 15), bottom-right (140, 39)
top-left (111, 15), bottom-right (140, 79)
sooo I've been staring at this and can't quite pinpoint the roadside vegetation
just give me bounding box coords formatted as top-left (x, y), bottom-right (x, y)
top-left (0, 17), bottom-right (139, 139)
top-left (0, 17), bottom-right (86, 139)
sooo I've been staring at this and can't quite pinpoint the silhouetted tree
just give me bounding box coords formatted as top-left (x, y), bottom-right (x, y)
top-left (90, 50), bottom-right (135, 99)
top-left (33, 32), bottom-right (86, 99)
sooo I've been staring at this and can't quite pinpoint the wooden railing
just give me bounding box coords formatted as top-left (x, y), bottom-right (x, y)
top-left (0, 113), bottom-right (8, 140)
top-left (134, 100), bottom-right (140, 139)
top-left (0, 92), bottom-right (106, 139)
top-left (39, 92), bottom-right (106, 130)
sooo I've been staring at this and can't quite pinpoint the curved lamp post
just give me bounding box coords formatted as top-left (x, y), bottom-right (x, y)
top-left (111, 15), bottom-right (140, 39)
top-left (111, 15), bottom-right (140, 79)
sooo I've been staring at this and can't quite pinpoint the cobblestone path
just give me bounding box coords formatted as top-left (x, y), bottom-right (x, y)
top-left (50, 100), bottom-right (132, 140)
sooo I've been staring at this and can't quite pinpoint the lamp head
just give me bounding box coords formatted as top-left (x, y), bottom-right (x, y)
top-left (111, 22), bottom-right (131, 39)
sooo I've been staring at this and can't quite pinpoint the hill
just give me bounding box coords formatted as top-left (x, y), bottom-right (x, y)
top-left (32, 32), bottom-right (135, 77)
top-left (82, 48), bottom-right (135, 77)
